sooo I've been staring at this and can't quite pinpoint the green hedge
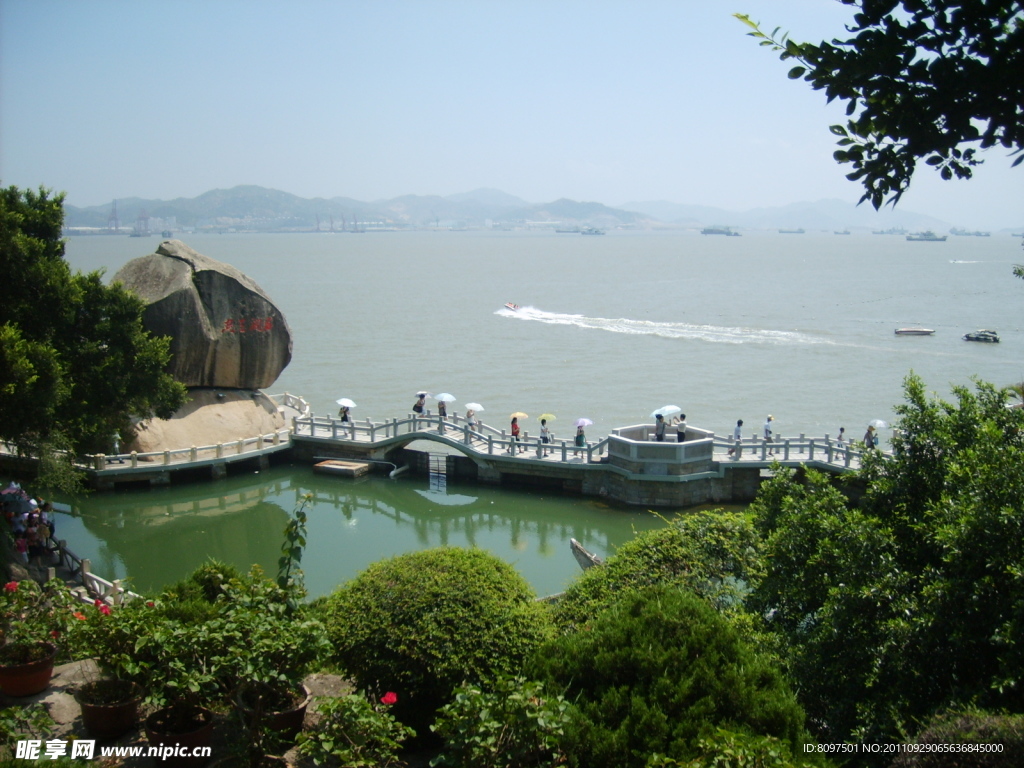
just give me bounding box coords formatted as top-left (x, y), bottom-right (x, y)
top-left (322, 547), bottom-right (553, 732)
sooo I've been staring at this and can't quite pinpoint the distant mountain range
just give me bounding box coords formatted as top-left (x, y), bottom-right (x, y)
top-left (63, 185), bottom-right (993, 234)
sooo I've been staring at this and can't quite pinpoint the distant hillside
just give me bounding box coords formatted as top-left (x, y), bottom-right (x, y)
top-left (64, 186), bottom-right (649, 232)
top-left (64, 185), bottom-right (973, 233)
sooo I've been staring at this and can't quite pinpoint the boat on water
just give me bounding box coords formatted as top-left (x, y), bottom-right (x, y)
top-left (580, 227), bottom-right (605, 235)
top-left (834, 230), bottom-right (851, 235)
top-left (906, 231), bottom-right (947, 242)
top-left (504, 302), bottom-right (520, 311)
top-left (779, 228), bottom-right (805, 234)
top-left (570, 538), bottom-right (604, 571)
top-left (700, 226), bottom-right (740, 236)
top-left (895, 328), bottom-right (935, 336)
top-left (963, 329), bottom-right (999, 343)
top-left (873, 226), bottom-right (908, 235)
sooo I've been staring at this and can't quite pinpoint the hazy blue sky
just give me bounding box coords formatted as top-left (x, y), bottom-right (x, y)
top-left (1, 0), bottom-right (1020, 228)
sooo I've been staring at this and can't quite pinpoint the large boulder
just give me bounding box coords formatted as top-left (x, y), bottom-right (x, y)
top-left (112, 240), bottom-right (292, 389)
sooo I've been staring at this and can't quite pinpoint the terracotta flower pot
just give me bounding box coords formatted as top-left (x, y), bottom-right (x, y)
top-left (144, 704), bottom-right (215, 767)
top-left (75, 679), bottom-right (143, 739)
top-left (237, 682), bottom-right (311, 742)
top-left (0, 642), bottom-right (57, 697)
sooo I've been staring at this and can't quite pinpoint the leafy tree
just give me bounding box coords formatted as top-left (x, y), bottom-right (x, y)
top-left (749, 373), bottom-right (1024, 749)
top-left (529, 586), bottom-right (809, 768)
top-left (0, 185), bottom-right (186, 487)
top-left (737, 2), bottom-right (1024, 209)
top-left (552, 511), bottom-right (762, 633)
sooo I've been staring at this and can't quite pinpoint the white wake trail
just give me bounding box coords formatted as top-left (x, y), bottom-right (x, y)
top-left (496, 306), bottom-right (832, 346)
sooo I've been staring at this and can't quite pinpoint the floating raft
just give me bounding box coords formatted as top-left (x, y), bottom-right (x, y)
top-left (313, 459), bottom-right (372, 478)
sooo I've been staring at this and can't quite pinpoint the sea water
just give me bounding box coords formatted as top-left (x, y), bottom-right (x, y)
top-left (53, 230), bottom-right (1023, 596)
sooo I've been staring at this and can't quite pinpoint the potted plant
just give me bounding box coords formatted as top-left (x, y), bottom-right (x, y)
top-left (75, 678), bottom-right (144, 739)
top-left (0, 579), bottom-right (75, 697)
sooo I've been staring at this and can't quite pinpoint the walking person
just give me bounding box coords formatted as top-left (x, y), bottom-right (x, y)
top-left (727, 419), bottom-right (743, 456)
top-left (673, 413), bottom-right (687, 442)
top-left (510, 416), bottom-right (520, 453)
top-left (764, 415), bottom-right (775, 456)
top-left (863, 425), bottom-right (877, 449)
top-left (338, 404), bottom-right (355, 439)
top-left (466, 409), bottom-right (478, 433)
top-left (437, 400), bottom-right (447, 434)
top-left (412, 393), bottom-right (426, 415)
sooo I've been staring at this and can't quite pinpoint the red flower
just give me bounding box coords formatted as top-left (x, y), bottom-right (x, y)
top-left (146, 601), bottom-right (155, 607)
top-left (380, 691), bottom-right (398, 705)
top-left (4, 582), bottom-right (18, 593)
top-left (50, 630), bottom-right (60, 639)
top-left (94, 598), bottom-right (103, 607)
top-left (98, 604), bottom-right (111, 616)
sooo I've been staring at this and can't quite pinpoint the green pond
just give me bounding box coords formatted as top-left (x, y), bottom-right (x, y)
top-left (48, 459), bottom-right (698, 599)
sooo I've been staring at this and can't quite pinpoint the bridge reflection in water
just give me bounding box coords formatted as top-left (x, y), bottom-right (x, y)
top-left (54, 464), bottom-right (671, 599)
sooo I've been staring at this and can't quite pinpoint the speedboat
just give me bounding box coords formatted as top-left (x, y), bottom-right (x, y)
top-left (963, 329), bottom-right (999, 343)
top-left (504, 302), bottom-right (520, 311)
top-left (895, 328), bottom-right (935, 336)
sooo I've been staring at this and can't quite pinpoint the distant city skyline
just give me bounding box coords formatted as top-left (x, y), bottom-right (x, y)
top-left (1, 0), bottom-right (1020, 230)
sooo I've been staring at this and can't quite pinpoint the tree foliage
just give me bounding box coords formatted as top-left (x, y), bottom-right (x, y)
top-left (529, 586), bottom-right (808, 768)
top-left (551, 511), bottom-right (762, 633)
top-left (737, 2), bottom-right (1024, 209)
top-left (750, 373), bottom-right (1024, 748)
top-left (0, 185), bottom-right (186, 481)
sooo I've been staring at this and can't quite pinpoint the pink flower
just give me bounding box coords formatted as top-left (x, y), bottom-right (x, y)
top-left (380, 691), bottom-right (398, 705)
top-left (4, 581), bottom-right (18, 593)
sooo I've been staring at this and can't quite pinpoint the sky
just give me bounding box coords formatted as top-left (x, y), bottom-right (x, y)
top-left (0, 0), bottom-right (1020, 229)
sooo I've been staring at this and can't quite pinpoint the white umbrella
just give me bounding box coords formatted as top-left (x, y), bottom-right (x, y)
top-left (651, 405), bottom-right (682, 419)
top-left (416, 391), bottom-right (430, 397)
top-left (465, 402), bottom-right (484, 411)
top-left (575, 418), bottom-right (594, 427)
top-left (433, 393), bottom-right (456, 403)
top-left (869, 419), bottom-right (889, 429)
top-left (335, 398), bottom-right (357, 408)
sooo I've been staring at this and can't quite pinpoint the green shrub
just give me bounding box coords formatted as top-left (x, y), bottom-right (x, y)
top-left (322, 547), bottom-right (553, 731)
top-left (71, 564), bottom-right (329, 709)
top-left (529, 586), bottom-right (807, 768)
top-left (431, 676), bottom-right (570, 768)
top-left (297, 692), bottom-right (414, 767)
top-left (647, 727), bottom-right (825, 768)
top-left (552, 511), bottom-right (761, 633)
top-left (890, 709), bottom-right (1024, 768)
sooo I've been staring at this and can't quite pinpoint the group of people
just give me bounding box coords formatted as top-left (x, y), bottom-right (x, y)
top-left (2, 482), bottom-right (56, 566)
top-left (653, 413), bottom-right (688, 442)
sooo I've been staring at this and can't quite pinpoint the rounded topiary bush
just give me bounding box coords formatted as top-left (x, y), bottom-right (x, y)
top-left (322, 547), bottom-right (553, 731)
top-left (528, 586), bottom-right (807, 768)
top-left (552, 511), bottom-right (761, 633)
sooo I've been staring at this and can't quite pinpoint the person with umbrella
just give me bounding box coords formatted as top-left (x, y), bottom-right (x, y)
top-left (510, 416), bottom-right (521, 453)
top-left (465, 403), bottom-right (484, 433)
top-left (574, 418), bottom-right (591, 457)
top-left (654, 413), bottom-right (667, 442)
top-left (336, 398), bottom-right (357, 438)
top-left (412, 392), bottom-right (427, 415)
top-left (864, 424), bottom-right (877, 449)
top-left (434, 393), bottom-right (455, 434)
